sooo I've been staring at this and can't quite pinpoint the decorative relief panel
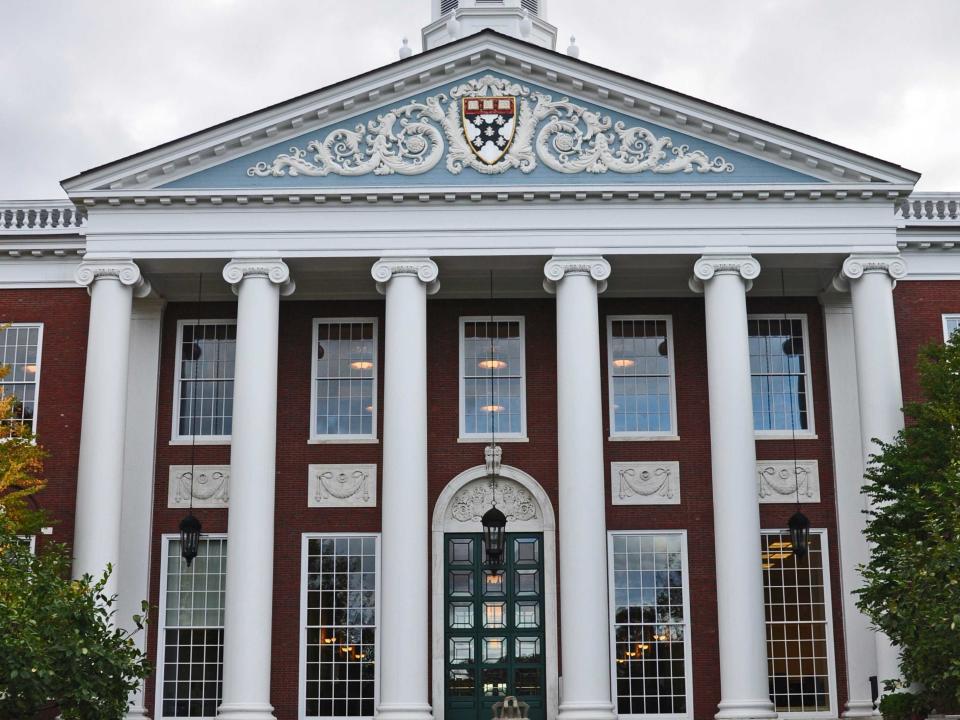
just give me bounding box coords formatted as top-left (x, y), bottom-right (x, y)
top-left (168, 465), bottom-right (230, 509)
top-left (611, 461), bottom-right (680, 506)
top-left (448, 479), bottom-right (538, 523)
top-left (757, 460), bottom-right (820, 503)
top-left (308, 464), bottom-right (377, 508)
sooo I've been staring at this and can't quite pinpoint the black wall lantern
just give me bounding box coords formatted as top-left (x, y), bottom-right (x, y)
top-left (179, 513), bottom-right (202, 567)
top-left (788, 511), bottom-right (811, 559)
top-left (482, 505), bottom-right (507, 567)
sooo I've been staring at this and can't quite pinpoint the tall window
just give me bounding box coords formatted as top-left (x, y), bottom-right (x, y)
top-left (459, 317), bottom-right (526, 439)
top-left (748, 315), bottom-right (814, 435)
top-left (174, 321), bottom-right (236, 441)
top-left (157, 536), bottom-right (227, 720)
top-left (943, 314), bottom-right (960, 341)
top-left (301, 535), bottom-right (378, 719)
top-left (0, 323), bottom-right (43, 432)
top-left (312, 319), bottom-right (378, 440)
top-left (762, 531), bottom-right (836, 716)
top-left (609, 532), bottom-right (692, 718)
top-left (607, 316), bottom-right (677, 437)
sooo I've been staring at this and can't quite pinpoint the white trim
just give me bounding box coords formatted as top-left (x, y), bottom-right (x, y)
top-left (309, 317), bottom-right (379, 442)
top-left (942, 313), bottom-right (960, 342)
top-left (0, 322), bottom-right (44, 433)
top-left (155, 533), bottom-right (228, 720)
top-left (748, 313), bottom-right (817, 439)
top-left (760, 527), bottom-right (839, 720)
top-left (605, 315), bottom-right (678, 439)
top-left (298, 532), bottom-right (381, 720)
top-left (17, 535), bottom-right (36, 553)
top-left (458, 315), bottom-right (528, 441)
top-left (606, 530), bottom-right (694, 720)
top-left (171, 319), bottom-right (236, 444)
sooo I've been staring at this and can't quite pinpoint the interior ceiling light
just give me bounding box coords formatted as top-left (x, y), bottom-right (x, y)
top-left (351, 360), bottom-right (374, 370)
top-left (478, 358), bottom-right (508, 370)
top-left (481, 404), bottom-right (505, 413)
top-left (612, 358), bottom-right (635, 368)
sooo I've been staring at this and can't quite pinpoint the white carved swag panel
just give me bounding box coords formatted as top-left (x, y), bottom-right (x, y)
top-left (756, 460), bottom-right (820, 504)
top-left (308, 464), bottom-right (377, 508)
top-left (611, 461), bottom-right (680, 506)
top-left (168, 465), bottom-right (230, 509)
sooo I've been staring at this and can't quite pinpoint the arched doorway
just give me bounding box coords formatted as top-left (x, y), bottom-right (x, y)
top-left (431, 463), bottom-right (558, 720)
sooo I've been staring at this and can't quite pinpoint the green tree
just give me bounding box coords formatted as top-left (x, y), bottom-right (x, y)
top-left (856, 333), bottom-right (960, 714)
top-left (0, 377), bottom-right (151, 720)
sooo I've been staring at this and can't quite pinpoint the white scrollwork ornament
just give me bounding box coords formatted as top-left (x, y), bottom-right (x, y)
top-left (611, 462), bottom-right (681, 506)
top-left (308, 464), bottom-right (377, 507)
top-left (756, 460), bottom-right (820, 503)
top-left (168, 465), bottom-right (230, 508)
top-left (450, 480), bottom-right (537, 523)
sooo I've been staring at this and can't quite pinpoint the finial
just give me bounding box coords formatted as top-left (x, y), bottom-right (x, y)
top-left (399, 37), bottom-right (412, 59)
top-left (446, 13), bottom-right (461, 39)
top-left (566, 35), bottom-right (580, 58)
top-left (519, 8), bottom-right (533, 38)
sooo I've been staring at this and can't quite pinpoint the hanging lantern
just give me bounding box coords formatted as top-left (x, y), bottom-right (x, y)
top-left (482, 505), bottom-right (507, 567)
top-left (788, 511), bottom-right (811, 559)
top-left (179, 513), bottom-right (202, 567)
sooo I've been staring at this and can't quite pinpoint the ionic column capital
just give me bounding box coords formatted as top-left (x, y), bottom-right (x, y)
top-left (543, 256), bottom-right (611, 294)
top-left (74, 259), bottom-right (151, 298)
top-left (371, 257), bottom-right (440, 295)
top-left (222, 258), bottom-right (295, 296)
top-left (688, 254), bottom-right (760, 293)
top-left (833, 253), bottom-right (907, 291)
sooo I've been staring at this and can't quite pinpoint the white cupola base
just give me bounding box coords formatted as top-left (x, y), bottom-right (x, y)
top-left (422, 0), bottom-right (557, 51)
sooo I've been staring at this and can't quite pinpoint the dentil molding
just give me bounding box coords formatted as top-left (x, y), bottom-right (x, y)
top-left (222, 258), bottom-right (296, 296)
top-left (448, 478), bottom-right (538, 523)
top-left (168, 465), bottom-right (230, 508)
top-left (371, 257), bottom-right (440, 295)
top-left (611, 461), bottom-right (680, 505)
top-left (688, 254), bottom-right (761, 293)
top-left (833, 253), bottom-right (908, 292)
top-left (308, 464), bottom-right (377, 508)
top-left (542, 255), bottom-right (611, 293)
top-left (756, 460), bottom-right (820, 504)
top-left (74, 260), bottom-right (152, 298)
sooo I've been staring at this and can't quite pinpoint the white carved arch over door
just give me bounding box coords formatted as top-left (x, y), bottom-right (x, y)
top-left (431, 464), bottom-right (558, 720)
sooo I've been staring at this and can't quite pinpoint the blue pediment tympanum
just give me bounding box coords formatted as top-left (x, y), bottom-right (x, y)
top-left (160, 72), bottom-right (823, 190)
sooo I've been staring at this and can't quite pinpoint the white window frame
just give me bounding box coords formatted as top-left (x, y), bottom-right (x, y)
top-left (0, 322), bottom-right (44, 433)
top-left (749, 314), bottom-right (817, 440)
top-left (606, 315), bottom-right (679, 440)
top-left (607, 530), bottom-right (694, 720)
top-left (761, 528), bottom-right (839, 719)
top-left (155, 532), bottom-right (228, 720)
top-left (299, 532), bottom-right (381, 720)
top-left (16, 535), bottom-right (36, 553)
top-left (942, 314), bottom-right (960, 341)
top-left (171, 319), bottom-right (236, 445)
top-left (309, 318), bottom-right (379, 443)
top-left (458, 315), bottom-right (528, 442)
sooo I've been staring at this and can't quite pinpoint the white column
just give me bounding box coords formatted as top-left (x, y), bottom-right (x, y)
top-left (820, 292), bottom-right (878, 717)
top-left (218, 259), bottom-right (294, 720)
top-left (690, 255), bottom-right (776, 720)
top-left (543, 256), bottom-right (615, 720)
top-left (371, 258), bottom-right (439, 720)
top-left (73, 260), bottom-right (151, 600)
top-left (838, 253), bottom-right (908, 690)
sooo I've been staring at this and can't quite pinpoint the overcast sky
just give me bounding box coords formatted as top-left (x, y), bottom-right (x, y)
top-left (3, 0), bottom-right (958, 199)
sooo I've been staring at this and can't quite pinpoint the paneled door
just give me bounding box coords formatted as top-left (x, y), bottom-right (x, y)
top-left (444, 533), bottom-right (546, 720)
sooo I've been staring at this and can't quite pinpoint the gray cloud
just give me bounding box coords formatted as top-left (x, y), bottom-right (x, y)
top-left (2, 0), bottom-right (957, 199)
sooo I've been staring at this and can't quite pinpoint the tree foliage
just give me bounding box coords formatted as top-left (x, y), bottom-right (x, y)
top-left (856, 334), bottom-right (960, 713)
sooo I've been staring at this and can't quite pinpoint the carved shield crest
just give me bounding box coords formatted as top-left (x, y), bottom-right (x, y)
top-left (461, 96), bottom-right (518, 165)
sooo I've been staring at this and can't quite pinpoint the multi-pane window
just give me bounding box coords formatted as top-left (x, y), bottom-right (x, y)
top-left (302, 535), bottom-right (378, 719)
top-left (748, 316), bottom-right (814, 434)
top-left (460, 317), bottom-right (526, 439)
top-left (174, 321), bottom-right (236, 440)
top-left (607, 317), bottom-right (676, 436)
top-left (312, 320), bottom-right (377, 439)
top-left (609, 532), bottom-right (692, 718)
top-left (158, 536), bottom-right (226, 719)
top-left (0, 323), bottom-right (43, 432)
top-left (943, 314), bottom-right (960, 341)
top-left (762, 531), bottom-right (836, 716)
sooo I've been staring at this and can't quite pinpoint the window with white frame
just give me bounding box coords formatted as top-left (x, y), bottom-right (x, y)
top-left (609, 532), bottom-right (693, 718)
top-left (158, 536), bottom-right (226, 719)
top-left (460, 317), bottom-right (526, 439)
top-left (748, 316), bottom-right (813, 434)
top-left (0, 323), bottom-right (43, 432)
top-left (312, 319), bottom-right (378, 439)
top-left (301, 535), bottom-right (378, 719)
top-left (943, 314), bottom-right (960, 341)
top-left (174, 321), bottom-right (236, 440)
top-left (762, 530), bottom-right (836, 716)
top-left (607, 317), bottom-right (677, 436)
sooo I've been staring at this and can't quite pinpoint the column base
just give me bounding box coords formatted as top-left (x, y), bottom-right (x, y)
top-left (374, 702), bottom-right (433, 720)
top-left (715, 699), bottom-right (778, 720)
top-left (217, 702), bottom-right (276, 720)
top-left (843, 700), bottom-right (880, 718)
top-left (558, 700), bottom-right (616, 720)
top-left (123, 707), bottom-right (150, 719)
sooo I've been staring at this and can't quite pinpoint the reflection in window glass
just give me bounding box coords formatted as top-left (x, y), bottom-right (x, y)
top-left (0, 323), bottom-right (42, 433)
top-left (314, 320), bottom-right (377, 437)
top-left (461, 318), bottom-right (525, 436)
top-left (177, 321), bottom-right (236, 437)
top-left (749, 317), bottom-right (810, 432)
top-left (608, 317), bottom-right (674, 434)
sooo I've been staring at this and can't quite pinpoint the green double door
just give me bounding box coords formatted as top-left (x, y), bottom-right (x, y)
top-left (444, 533), bottom-right (546, 720)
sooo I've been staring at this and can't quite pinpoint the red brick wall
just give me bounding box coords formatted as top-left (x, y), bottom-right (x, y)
top-left (894, 281), bottom-right (960, 403)
top-left (0, 288), bottom-right (89, 553)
